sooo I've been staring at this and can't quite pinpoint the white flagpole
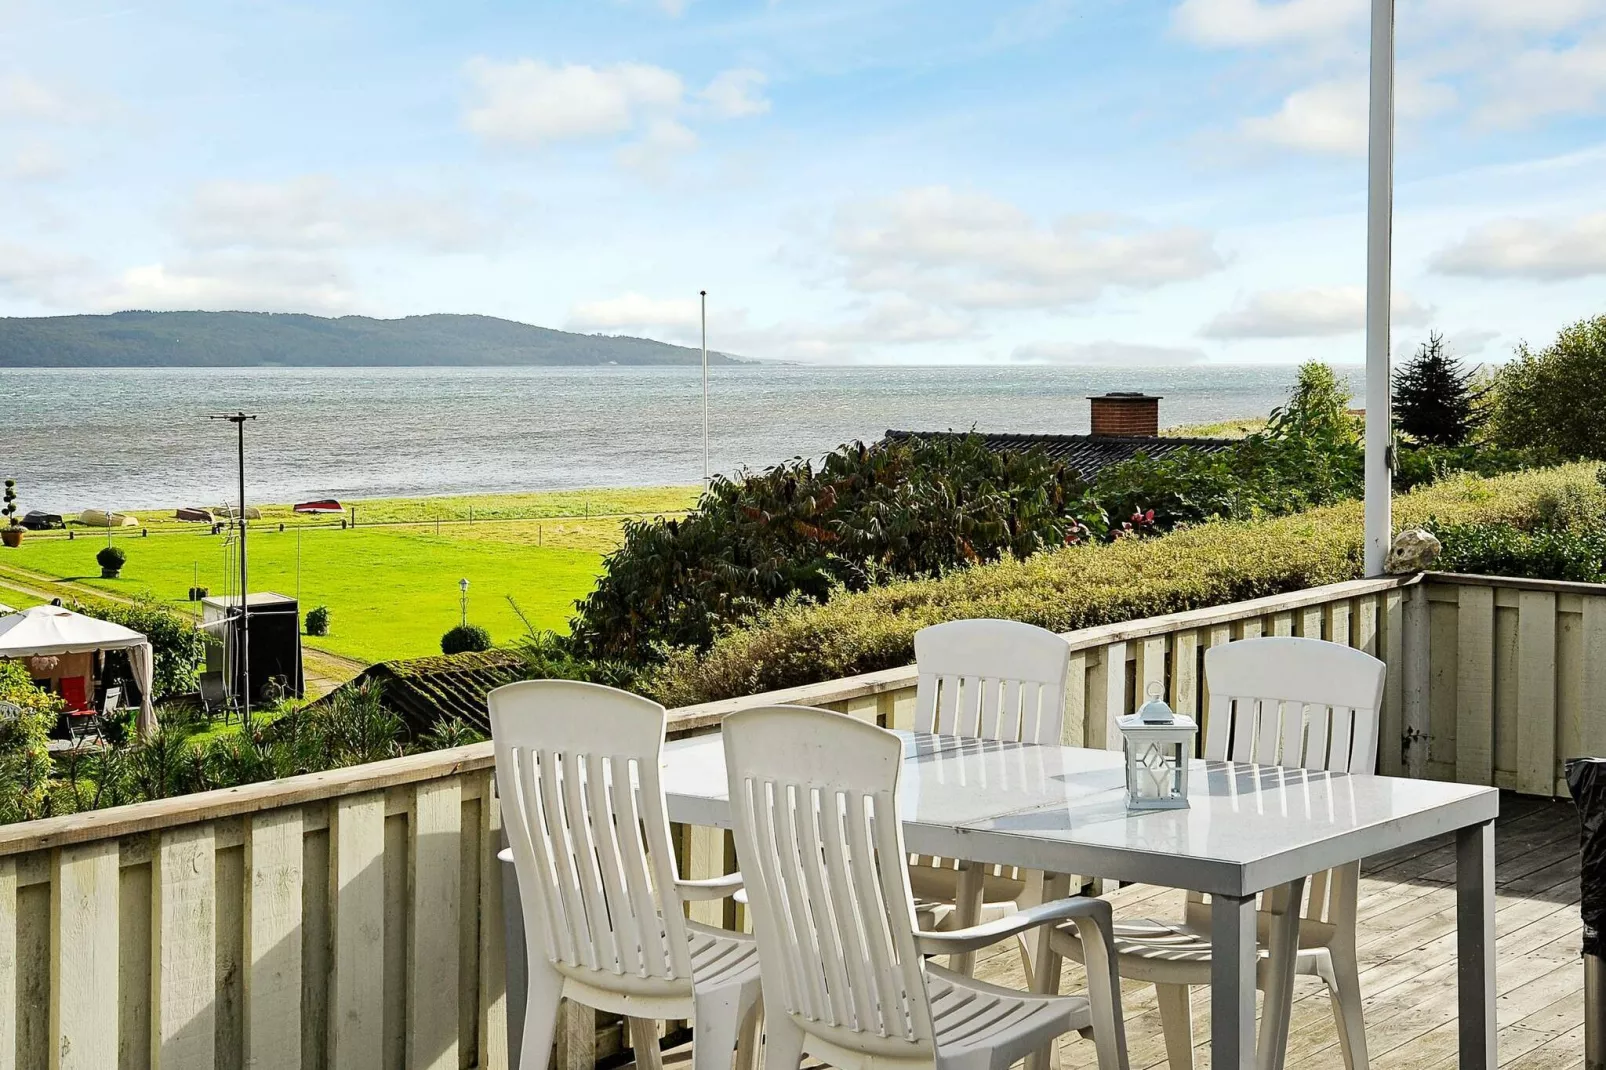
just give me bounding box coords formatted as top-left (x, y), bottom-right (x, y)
top-left (700, 289), bottom-right (709, 488)
top-left (1363, 0), bottom-right (1395, 576)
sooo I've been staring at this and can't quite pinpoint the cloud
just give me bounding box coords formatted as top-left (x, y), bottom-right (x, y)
top-left (1201, 286), bottom-right (1433, 338)
top-left (0, 243), bottom-right (89, 301)
top-left (1477, 33), bottom-right (1606, 128)
top-left (4, 141), bottom-right (66, 181)
top-left (97, 253), bottom-right (358, 314)
top-left (1422, 0), bottom-right (1602, 33)
top-left (1009, 340), bottom-right (1209, 365)
top-left (1430, 213), bottom-right (1606, 281)
top-left (615, 118), bottom-right (699, 173)
top-left (1171, 0), bottom-right (1366, 48)
top-left (1239, 77), bottom-right (1456, 157)
top-left (0, 73), bottom-right (93, 123)
top-left (832, 186), bottom-right (1223, 310)
top-left (179, 176), bottom-right (505, 253)
top-left (701, 68), bottom-right (770, 118)
top-left (1395, 329), bottom-right (1502, 362)
top-left (463, 58), bottom-right (683, 147)
top-left (569, 291), bottom-right (703, 331)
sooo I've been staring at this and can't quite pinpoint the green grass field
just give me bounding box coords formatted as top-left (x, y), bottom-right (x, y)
top-left (2, 487), bottom-right (699, 664)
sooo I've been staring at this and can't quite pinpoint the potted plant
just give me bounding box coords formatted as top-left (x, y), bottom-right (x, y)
top-left (97, 545), bottom-right (126, 578)
top-left (2, 480), bottom-right (22, 548)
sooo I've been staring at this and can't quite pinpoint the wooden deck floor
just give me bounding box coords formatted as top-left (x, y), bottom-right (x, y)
top-left (643, 792), bottom-right (1583, 1070)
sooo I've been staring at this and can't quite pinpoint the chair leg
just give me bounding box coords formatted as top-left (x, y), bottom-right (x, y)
top-left (733, 997), bottom-right (763, 1070)
top-left (693, 991), bottom-right (745, 1070)
top-left (1155, 983), bottom-right (1194, 1070)
top-left (761, 1011), bottom-right (806, 1070)
top-left (630, 1018), bottom-right (666, 1070)
top-left (520, 957), bottom-right (565, 1070)
top-left (1326, 944), bottom-right (1369, 1070)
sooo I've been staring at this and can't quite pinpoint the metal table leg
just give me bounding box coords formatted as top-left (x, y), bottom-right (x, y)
top-left (1457, 820), bottom-right (1496, 1070)
top-left (1212, 893), bottom-right (1257, 1070)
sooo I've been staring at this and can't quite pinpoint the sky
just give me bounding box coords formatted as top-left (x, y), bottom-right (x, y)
top-left (2, 0), bottom-right (1605, 366)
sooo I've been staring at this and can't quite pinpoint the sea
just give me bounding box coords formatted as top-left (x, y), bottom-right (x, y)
top-left (4, 364), bottom-right (1365, 512)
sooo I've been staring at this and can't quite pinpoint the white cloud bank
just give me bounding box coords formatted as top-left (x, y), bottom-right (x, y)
top-left (1431, 213), bottom-right (1606, 281)
top-left (1009, 340), bottom-right (1208, 365)
top-left (833, 186), bottom-right (1223, 311)
top-left (1239, 77), bottom-right (1456, 157)
top-left (1172, 0), bottom-right (1366, 48)
top-left (1202, 286), bottom-right (1433, 338)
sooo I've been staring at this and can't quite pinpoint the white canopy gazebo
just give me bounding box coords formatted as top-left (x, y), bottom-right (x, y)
top-left (0, 605), bottom-right (157, 736)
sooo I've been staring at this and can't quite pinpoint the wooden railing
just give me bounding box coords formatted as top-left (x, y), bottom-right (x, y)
top-left (6, 569), bottom-right (1597, 1069)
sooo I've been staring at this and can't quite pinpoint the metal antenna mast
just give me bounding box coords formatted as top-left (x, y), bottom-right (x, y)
top-left (209, 411), bottom-right (257, 724)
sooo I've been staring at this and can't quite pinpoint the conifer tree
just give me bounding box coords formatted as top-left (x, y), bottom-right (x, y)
top-left (1393, 332), bottom-right (1482, 446)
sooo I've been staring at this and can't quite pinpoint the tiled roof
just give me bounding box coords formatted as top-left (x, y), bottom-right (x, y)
top-left (882, 430), bottom-right (1239, 480)
top-left (321, 649), bottom-right (525, 736)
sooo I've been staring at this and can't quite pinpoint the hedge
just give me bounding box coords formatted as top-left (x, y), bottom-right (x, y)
top-left (645, 464), bottom-right (1606, 706)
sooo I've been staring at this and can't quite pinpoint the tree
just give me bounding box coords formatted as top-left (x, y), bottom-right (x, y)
top-left (1491, 315), bottom-right (1606, 458)
top-left (1393, 332), bottom-right (1482, 446)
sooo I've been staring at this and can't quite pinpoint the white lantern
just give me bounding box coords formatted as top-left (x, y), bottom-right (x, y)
top-left (1117, 682), bottom-right (1198, 811)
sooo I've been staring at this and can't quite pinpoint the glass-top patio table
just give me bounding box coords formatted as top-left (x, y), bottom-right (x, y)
top-left (660, 730), bottom-right (1501, 1070)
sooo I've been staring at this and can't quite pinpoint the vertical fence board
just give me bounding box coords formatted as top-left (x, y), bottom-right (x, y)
top-left (0, 859), bottom-right (14, 1070)
top-left (330, 793), bottom-right (386, 1070)
top-left (1062, 652), bottom-right (1087, 748)
top-left (244, 810), bottom-right (303, 1070)
top-left (1270, 611), bottom-right (1293, 638)
top-left (1171, 631), bottom-right (1199, 723)
top-left (1326, 602), bottom-right (1352, 650)
top-left (1297, 605), bottom-right (1324, 640)
top-left (1356, 596), bottom-right (1379, 659)
top-left (1137, 638), bottom-right (1167, 710)
top-left (686, 826), bottom-right (724, 926)
top-left (214, 842), bottom-right (244, 1070)
top-left (1493, 599), bottom-right (1520, 783)
top-left (1558, 604), bottom-right (1584, 795)
top-left (1379, 588), bottom-right (1405, 777)
top-left (1456, 585), bottom-right (1495, 786)
top-left (51, 841), bottom-right (119, 1070)
top-left (118, 863), bottom-right (152, 1070)
top-left (382, 814), bottom-right (408, 1070)
top-left (153, 824), bottom-right (217, 1069)
top-left (18, 882), bottom-right (47, 1070)
top-left (1097, 642), bottom-right (1126, 750)
top-left (1516, 591), bottom-right (1559, 795)
top-left (1199, 625), bottom-right (1232, 745)
top-left (478, 776), bottom-right (509, 1070)
top-left (409, 781), bottom-right (462, 1070)
top-left (1428, 592), bottom-right (1461, 775)
top-left (1402, 586), bottom-right (1430, 779)
top-left (1584, 598), bottom-right (1606, 760)
top-left (300, 824), bottom-right (330, 1070)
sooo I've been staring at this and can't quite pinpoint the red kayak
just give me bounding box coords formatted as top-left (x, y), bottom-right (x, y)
top-left (293, 499), bottom-right (344, 514)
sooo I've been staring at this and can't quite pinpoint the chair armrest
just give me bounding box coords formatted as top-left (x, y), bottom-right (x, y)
top-left (675, 872), bottom-right (745, 901)
top-left (915, 895), bottom-right (1113, 956)
top-left (497, 847), bottom-right (513, 863)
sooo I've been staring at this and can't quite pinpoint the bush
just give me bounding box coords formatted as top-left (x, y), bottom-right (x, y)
top-left (1491, 315), bottom-right (1606, 458)
top-left (0, 661), bottom-right (60, 823)
top-left (96, 545), bottom-right (126, 573)
top-left (646, 464), bottom-right (1606, 706)
top-left (1430, 521), bottom-right (1606, 583)
top-left (305, 605), bottom-right (330, 637)
top-left (68, 597), bottom-right (208, 699)
top-left (441, 623), bottom-right (492, 655)
top-left (570, 433), bottom-right (1102, 664)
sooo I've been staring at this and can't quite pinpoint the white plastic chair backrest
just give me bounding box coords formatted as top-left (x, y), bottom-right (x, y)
top-left (1203, 637), bottom-right (1385, 773)
top-left (488, 680), bottom-right (694, 989)
top-left (1198, 637), bottom-right (1386, 930)
top-left (102, 686), bottom-right (121, 715)
top-left (724, 705), bottom-right (937, 1059)
top-left (913, 619), bottom-right (1070, 744)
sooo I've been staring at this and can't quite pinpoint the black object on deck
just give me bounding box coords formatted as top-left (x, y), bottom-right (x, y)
top-left (1566, 757), bottom-right (1606, 1069)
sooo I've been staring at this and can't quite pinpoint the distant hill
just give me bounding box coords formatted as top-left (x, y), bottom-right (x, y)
top-left (0, 311), bottom-right (749, 367)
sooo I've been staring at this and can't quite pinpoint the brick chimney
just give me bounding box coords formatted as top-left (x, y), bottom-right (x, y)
top-left (1088, 392), bottom-right (1161, 437)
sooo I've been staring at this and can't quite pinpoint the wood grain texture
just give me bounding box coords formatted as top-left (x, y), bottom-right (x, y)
top-left (1516, 592), bottom-right (1558, 796)
top-left (152, 824), bottom-right (217, 1069)
top-left (329, 793), bottom-right (386, 1070)
top-left (243, 810), bottom-right (303, 1070)
top-left (0, 858), bottom-right (15, 1070)
top-left (1457, 585), bottom-right (1496, 786)
top-left (50, 841), bottom-right (119, 1070)
top-left (477, 775), bottom-right (509, 1070)
top-left (408, 780), bottom-right (462, 1070)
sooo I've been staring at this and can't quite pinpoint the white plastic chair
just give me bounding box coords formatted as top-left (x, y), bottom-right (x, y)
top-left (723, 704), bottom-right (1129, 1070)
top-left (488, 680), bottom-right (762, 1070)
top-left (910, 620), bottom-right (1070, 971)
top-left (1049, 636), bottom-right (1385, 1070)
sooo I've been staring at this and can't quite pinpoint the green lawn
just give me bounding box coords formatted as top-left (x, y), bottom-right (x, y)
top-left (7, 524), bottom-right (605, 664)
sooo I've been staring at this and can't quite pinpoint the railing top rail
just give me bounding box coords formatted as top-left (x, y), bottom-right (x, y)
top-left (1423, 570), bottom-right (1606, 597)
top-left (0, 573), bottom-right (1416, 857)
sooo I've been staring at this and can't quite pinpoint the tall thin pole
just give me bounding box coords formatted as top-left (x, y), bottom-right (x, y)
top-left (210, 412), bottom-right (256, 724)
top-left (1363, 0), bottom-right (1395, 576)
top-left (700, 289), bottom-right (709, 488)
